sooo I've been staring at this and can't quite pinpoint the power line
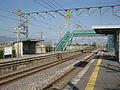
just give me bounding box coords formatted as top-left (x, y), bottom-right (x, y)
top-left (47, 0), bottom-right (62, 10)
top-left (46, 0), bottom-right (66, 17)
top-left (52, 0), bottom-right (64, 9)
top-left (0, 28), bottom-right (15, 32)
top-left (38, 0), bottom-right (65, 17)
top-left (40, 0), bottom-right (82, 29)
top-left (49, 0), bottom-right (86, 30)
top-left (41, 0), bottom-right (55, 10)
top-left (23, 5), bottom-right (120, 15)
top-left (0, 8), bottom-right (12, 13)
top-left (33, 0), bottom-right (55, 17)
top-left (29, 15), bottom-right (58, 26)
top-left (71, 18), bottom-right (89, 30)
top-left (32, 0), bottom-right (71, 32)
top-left (35, 0), bottom-right (51, 10)
top-left (0, 8), bottom-right (18, 21)
top-left (29, 22), bottom-right (62, 32)
top-left (0, 14), bottom-right (17, 21)
top-left (33, 0), bottom-right (66, 19)
top-left (29, 15), bottom-right (67, 32)
top-left (47, 0), bottom-right (82, 29)
top-left (0, 8), bottom-right (18, 16)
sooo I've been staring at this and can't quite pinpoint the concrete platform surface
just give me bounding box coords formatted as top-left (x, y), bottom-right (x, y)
top-left (63, 50), bottom-right (120, 90)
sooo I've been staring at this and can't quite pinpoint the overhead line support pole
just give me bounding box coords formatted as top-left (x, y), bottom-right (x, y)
top-left (26, 15), bottom-right (28, 39)
top-left (68, 9), bottom-right (71, 30)
top-left (17, 8), bottom-right (21, 57)
top-left (18, 8), bottom-right (21, 41)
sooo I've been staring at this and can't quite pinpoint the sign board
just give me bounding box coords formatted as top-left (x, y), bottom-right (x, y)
top-left (4, 47), bottom-right (12, 55)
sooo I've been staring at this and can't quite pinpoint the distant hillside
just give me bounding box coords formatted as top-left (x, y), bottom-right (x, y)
top-left (37, 38), bottom-right (59, 45)
top-left (0, 36), bottom-right (17, 44)
top-left (0, 36), bottom-right (59, 45)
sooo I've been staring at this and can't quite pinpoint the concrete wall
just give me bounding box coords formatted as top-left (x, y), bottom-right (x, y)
top-left (36, 45), bottom-right (46, 53)
top-left (14, 41), bottom-right (37, 56)
top-left (14, 42), bottom-right (23, 56)
top-left (66, 46), bottom-right (90, 50)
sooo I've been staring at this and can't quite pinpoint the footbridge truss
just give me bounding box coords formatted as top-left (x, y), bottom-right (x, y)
top-left (55, 30), bottom-right (113, 51)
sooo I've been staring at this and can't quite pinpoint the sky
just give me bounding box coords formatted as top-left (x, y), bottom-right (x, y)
top-left (0, 0), bottom-right (120, 44)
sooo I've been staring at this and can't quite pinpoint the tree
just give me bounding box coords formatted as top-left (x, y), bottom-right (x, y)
top-left (92, 42), bottom-right (96, 47)
top-left (76, 43), bottom-right (79, 46)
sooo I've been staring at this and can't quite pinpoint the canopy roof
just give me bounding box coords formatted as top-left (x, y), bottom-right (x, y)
top-left (92, 25), bottom-right (120, 34)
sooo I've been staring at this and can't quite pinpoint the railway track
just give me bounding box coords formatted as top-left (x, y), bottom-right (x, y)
top-left (42, 49), bottom-right (99, 90)
top-left (0, 53), bottom-right (58, 69)
top-left (0, 47), bottom-right (100, 89)
top-left (0, 48), bottom-right (95, 70)
top-left (0, 50), bottom-right (84, 70)
top-left (0, 50), bottom-right (89, 87)
top-left (0, 50), bottom-right (84, 75)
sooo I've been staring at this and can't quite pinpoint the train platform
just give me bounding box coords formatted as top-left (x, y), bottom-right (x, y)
top-left (63, 49), bottom-right (120, 90)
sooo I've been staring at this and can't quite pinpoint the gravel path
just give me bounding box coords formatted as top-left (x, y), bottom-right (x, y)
top-left (1, 52), bottom-right (91, 90)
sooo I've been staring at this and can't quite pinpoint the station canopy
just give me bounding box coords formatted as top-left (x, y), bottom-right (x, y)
top-left (19, 39), bottom-right (44, 43)
top-left (92, 25), bottom-right (120, 34)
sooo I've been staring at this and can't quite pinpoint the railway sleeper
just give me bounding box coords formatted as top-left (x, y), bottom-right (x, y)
top-left (0, 49), bottom-right (95, 75)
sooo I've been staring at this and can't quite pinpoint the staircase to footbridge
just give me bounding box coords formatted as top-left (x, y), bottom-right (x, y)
top-left (55, 30), bottom-right (113, 52)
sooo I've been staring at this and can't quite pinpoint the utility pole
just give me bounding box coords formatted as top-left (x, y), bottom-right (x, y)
top-left (40, 32), bottom-right (44, 53)
top-left (26, 15), bottom-right (28, 39)
top-left (18, 8), bottom-right (21, 41)
top-left (68, 9), bottom-right (71, 30)
top-left (16, 8), bottom-right (21, 57)
top-left (41, 32), bottom-right (43, 39)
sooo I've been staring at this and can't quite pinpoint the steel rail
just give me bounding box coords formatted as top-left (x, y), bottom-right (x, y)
top-left (0, 49), bottom-right (90, 70)
top-left (42, 49), bottom-right (100, 90)
top-left (0, 51), bottom-right (87, 87)
top-left (0, 50), bottom-right (80, 69)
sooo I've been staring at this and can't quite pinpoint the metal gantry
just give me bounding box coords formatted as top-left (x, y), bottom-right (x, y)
top-left (12, 5), bottom-right (120, 52)
top-left (14, 5), bottom-right (120, 41)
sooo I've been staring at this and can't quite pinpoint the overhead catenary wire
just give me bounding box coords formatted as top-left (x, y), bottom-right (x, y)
top-left (29, 22), bottom-right (63, 32)
top-left (0, 14), bottom-right (17, 21)
top-left (36, 0), bottom-right (65, 17)
top-left (33, 0), bottom-right (55, 17)
top-left (47, 0), bottom-right (62, 10)
top-left (23, 5), bottom-right (120, 15)
top-left (0, 28), bottom-right (15, 32)
top-left (48, 0), bottom-right (86, 29)
top-left (40, 0), bottom-right (84, 30)
top-left (0, 8), bottom-right (13, 13)
top-left (0, 8), bottom-right (66, 31)
top-left (52, 0), bottom-right (64, 9)
top-left (33, 0), bottom-right (68, 31)
top-left (43, 0), bottom-right (66, 17)
top-left (0, 8), bottom-right (18, 21)
top-left (29, 15), bottom-right (68, 32)
top-left (31, 0), bottom-right (70, 32)
top-left (50, 0), bottom-right (87, 30)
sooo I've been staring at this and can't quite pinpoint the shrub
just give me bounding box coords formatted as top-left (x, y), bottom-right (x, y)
top-left (0, 49), bottom-right (3, 59)
top-left (45, 45), bottom-right (53, 52)
top-left (0, 49), bottom-right (16, 59)
top-left (92, 42), bottom-right (97, 48)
